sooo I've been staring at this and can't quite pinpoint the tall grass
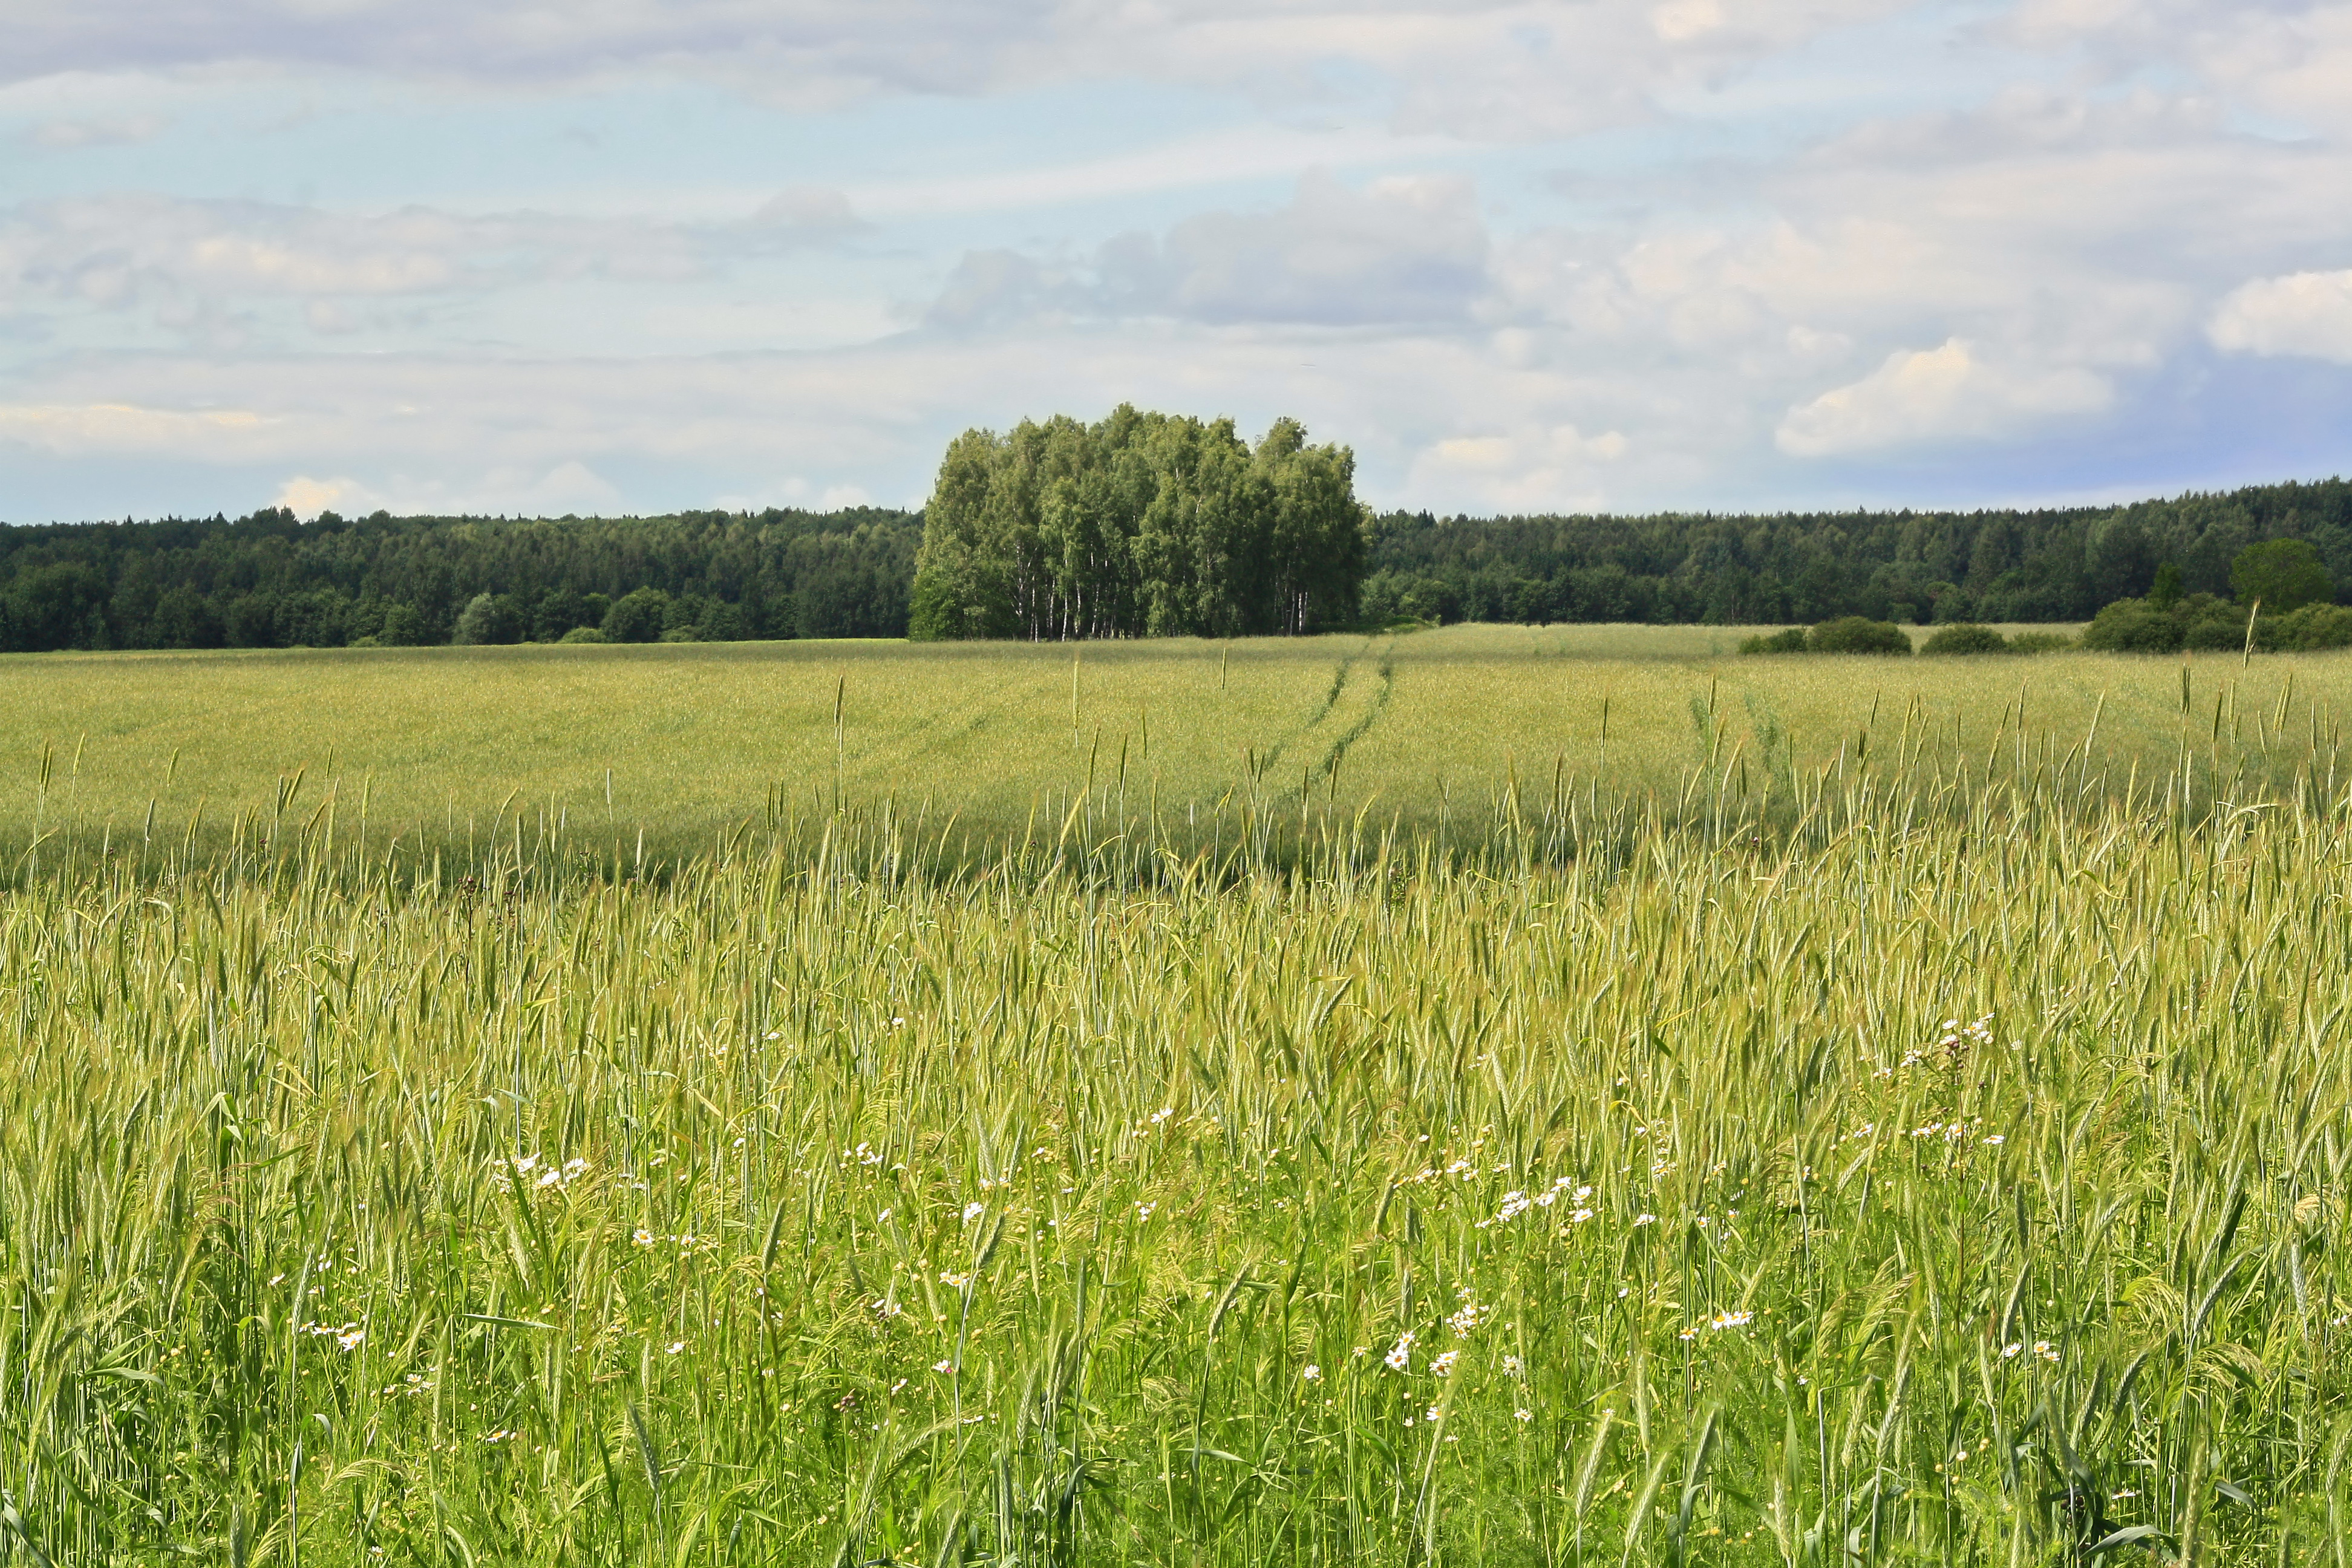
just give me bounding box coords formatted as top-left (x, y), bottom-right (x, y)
top-left (4, 708), bottom-right (2351, 1566)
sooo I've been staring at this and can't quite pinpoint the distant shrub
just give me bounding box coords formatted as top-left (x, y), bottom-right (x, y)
top-left (2182, 615), bottom-right (2246, 652)
top-left (2005, 630), bottom-right (2076, 654)
top-left (2088, 597), bottom-right (2192, 653)
top-left (659, 626), bottom-right (702, 643)
top-left (1806, 616), bottom-right (1912, 655)
top-left (1739, 619), bottom-right (1912, 655)
top-left (1921, 624), bottom-right (2007, 655)
top-left (558, 626), bottom-right (609, 644)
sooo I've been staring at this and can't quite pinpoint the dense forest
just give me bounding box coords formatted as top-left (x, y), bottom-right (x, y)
top-left (0, 506), bottom-right (915, 652)
top-left (909, 407), bottom-right (1368, 639)
top-left (1360, 475), bottom-right (2352, 627)
top-left (0, 472), bottom-right (2346, 652)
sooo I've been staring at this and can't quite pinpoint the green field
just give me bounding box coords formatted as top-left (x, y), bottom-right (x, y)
top-left (1, 622), bottom-right (2336, 876)
top-left (4, 627), bottom-right (2351, 1566)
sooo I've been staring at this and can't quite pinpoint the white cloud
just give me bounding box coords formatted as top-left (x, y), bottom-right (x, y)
top-left (710, 479), bottom-right (876, 512)
top-left (1123, 171), bottom-right (1491, 325)
top-left (0, 400), bottom-right (276, 456)
top-left (2210, 6), bottom-right (2352, 138)
top-left (1997, 1), bottom-right (2352, 140)
top-left (274, 460), bottom-right (625, 518)
top-left (846, 124), bottom-right (1455, 221)
top-left (30, 113), bottom-right (163, 146)
top-left (1775, 338), bottom-right (2113, 457)
top-left (0, 1), bottom-right (1915, 139)
top-left (2209, 269), bottom-right (2352, 364)
top-left (1652, 0), bottom-right (1727, 44)
top-left (1406, 423), bottom-right (1629, 511)
top-left (0, 191), bottom-right (878, 348)
top-left (747, 186), bottom-right (869, 240)
top-left (0, 196), bottom-right (696, 314)
top-left (928, 171), bottom-right (1492, 329)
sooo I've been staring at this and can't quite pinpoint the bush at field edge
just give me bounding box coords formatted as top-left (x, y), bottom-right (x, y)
top-left (1921, 624), bottom-right (2009, 656)
top-left (1741, 617), bottom-right (1910, 656)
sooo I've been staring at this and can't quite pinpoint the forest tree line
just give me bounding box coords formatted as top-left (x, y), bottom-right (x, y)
top-left (1, 470), bottom-right (2347, 653)
top-left (1359, 475), bottom-right (2352, 627)
top-left (0, 507), bottom-right (914, 653)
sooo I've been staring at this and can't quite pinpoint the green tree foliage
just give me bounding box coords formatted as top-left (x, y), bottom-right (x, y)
top-left (451, 592), bottom-right (525, 645)
top-left (2230, 537), bottom-right (2333, 611)
top-left (1359, 478), bottom-right (2351, 627)
top-left (2081, 590), bottom-right (2352, 654)
top-left (601, 587), bottom-right (671, 643)
top-left (378, 604), bottom-right (429, 646)
top-left (909, 406), bottom-right (1370, 639)
top-left (0, 506), bottom-right (917, 653)
top-left (1805, 616), bottom-right (1912, 654)
top-left (1920, 624), bottom-right (2008, 655)
top-left (1739, 617), bottom-right (1913, 655)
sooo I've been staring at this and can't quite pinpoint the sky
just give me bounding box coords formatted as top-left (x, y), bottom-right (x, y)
top-left (1, 0), bottom-right (2349, 524)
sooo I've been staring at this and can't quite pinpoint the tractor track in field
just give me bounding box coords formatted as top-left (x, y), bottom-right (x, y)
top-left (1313, 644), bottom-right (1396, 789)
top-left (1241, 636), bottom-right (1397, 801)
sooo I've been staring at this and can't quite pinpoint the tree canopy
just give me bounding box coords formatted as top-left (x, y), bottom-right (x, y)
top-left (1359, 477), bottom-right (2352, 627)
top-left (2229, 537), bottom-right (2333, 612)
top-left (0, 506), bottom-right (915, 653)
top-left (908, 407), bottom-right (1370, 640)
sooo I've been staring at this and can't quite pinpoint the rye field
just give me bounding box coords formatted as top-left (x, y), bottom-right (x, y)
top-left (4, 625), bottom-right (2352, 1566)
top-left (0, 621), bottom-right (2336, 872)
